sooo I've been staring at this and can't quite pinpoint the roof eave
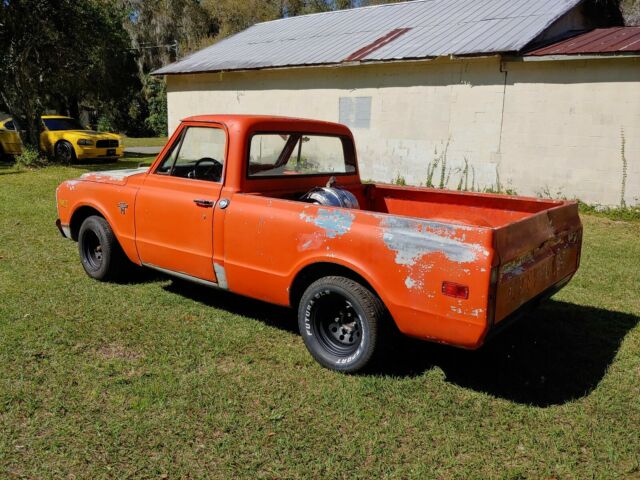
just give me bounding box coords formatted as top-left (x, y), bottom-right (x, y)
top-left (153, 53), bottom-right (510, 77)
top-left (515, 52), bottom-right (640, 62)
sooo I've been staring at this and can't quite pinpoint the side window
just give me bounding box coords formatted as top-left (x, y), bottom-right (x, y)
top-left (4, 121), bottom-right (15, 131)
top-left (155, 126), bottom-right (226, 182)
top-left (156, 132), bottom-right (183, 175)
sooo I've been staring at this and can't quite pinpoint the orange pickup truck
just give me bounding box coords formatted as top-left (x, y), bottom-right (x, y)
top-left (55, 115), bottom-right (582, 372)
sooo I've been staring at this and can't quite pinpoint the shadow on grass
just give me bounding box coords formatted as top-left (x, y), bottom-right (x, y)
top-left (379, 301), bottom-right (638, 407)
top-left (0, 168), bottom-right (25, 176)
top-left (159, 278), bottom-right (637, 407)
top-left (0, 156), bottom-right (154, 175)
top-left (123, 151), bottom-right (158, 160)
top-left (163, 280), bottom-right (298, 334)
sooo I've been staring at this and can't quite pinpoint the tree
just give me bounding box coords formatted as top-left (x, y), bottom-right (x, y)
top-left (0, 0), bottom-right (140, 149)
top-left (621, 0), bottom-right (640, 24)
top-left (120, 0), bottom-right (216, 74)
top-left (0, 0), bottom-right (59, 148)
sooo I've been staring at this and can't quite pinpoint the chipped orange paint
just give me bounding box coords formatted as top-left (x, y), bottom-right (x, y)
top-left (55, 115), bottom-right (582, 349)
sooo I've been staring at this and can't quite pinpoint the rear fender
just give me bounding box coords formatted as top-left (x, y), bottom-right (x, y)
top-left (288, 256), bottom-right (390, 310)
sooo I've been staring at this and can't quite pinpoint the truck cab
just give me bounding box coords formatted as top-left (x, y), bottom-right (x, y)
top-left (56, 115), bottom-right (582, 373)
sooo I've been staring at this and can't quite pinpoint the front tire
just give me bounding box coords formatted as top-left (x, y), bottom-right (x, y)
top-left (78, 216), bottom-right (126, 281)
top-left (298, 276), bottom-right (384, 373)
top-left (54, 140), bottom-right (76, 164)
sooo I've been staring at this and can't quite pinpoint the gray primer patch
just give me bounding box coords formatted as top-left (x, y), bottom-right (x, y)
top-left (300, 208), bottom-right (355, 239)
top-left (382, 217), bottom-right (482, 265)
top-left (213, 263), bottom-right (228, 289)
top-left (405, 277), bottom-right (420, 289)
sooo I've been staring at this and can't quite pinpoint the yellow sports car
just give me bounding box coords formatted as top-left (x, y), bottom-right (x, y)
top-left (0, 118), bottom-right (23, 158)
top-left (0, 115), bottom-right (124, 162)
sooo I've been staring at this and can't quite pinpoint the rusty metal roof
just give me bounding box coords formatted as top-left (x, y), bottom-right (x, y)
top-left (527, 27), bottom-right (640, 56)
top-left (154, 0), bottom-right (582, 75)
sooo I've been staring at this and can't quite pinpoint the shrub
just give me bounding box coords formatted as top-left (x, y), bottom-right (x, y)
top-left (144, 76), bottom-right (168, 137)
top-left (393, 173), bottom-right (407, 186)
top-left (578, 201), bottom-right (640, 222)
top-left (97, 115), bottom-right (114, 132)
top-left (15, 146), bottom-right (47, 169)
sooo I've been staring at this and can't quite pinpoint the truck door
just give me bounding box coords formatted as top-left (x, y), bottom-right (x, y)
top-left (135, 124), bottom-right (226, 283)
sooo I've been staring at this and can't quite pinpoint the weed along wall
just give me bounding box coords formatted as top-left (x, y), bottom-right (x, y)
top-left (166, 55), bottom-right (640, 206)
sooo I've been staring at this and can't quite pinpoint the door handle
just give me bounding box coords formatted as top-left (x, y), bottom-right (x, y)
top-left (193, 199), bottom-right (215, 208)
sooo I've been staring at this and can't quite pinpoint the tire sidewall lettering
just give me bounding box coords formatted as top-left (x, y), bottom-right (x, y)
top-left (303, 286), bottom-right (366, 366)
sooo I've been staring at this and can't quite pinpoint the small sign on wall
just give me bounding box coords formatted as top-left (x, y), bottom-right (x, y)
top-left (339, 97), bottom-right (372, 129)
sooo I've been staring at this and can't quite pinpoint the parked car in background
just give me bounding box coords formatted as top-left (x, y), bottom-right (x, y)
top-left (0, 118), bottom-right (23, 159)
top-left (1, 115), bottom-right (124, 162)
top-left (55, 115), bottom-right (583, 373)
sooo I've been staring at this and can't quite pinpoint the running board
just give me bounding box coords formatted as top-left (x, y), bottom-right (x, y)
top-left (142, 263), bottom-right (224, 290)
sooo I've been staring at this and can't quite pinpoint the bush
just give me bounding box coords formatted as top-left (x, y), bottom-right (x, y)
top-left (96, 115), bottom-right (114, 132)
top-left (578, 201), bottom-right (640, 222)
top-left (15, 146), bottom-right (47, 169)
top-left (144, 76), bottom-right (167, 137)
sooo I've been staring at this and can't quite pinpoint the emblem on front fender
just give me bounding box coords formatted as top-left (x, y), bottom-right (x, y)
top-left (118, 202), bottom-right (128, 215)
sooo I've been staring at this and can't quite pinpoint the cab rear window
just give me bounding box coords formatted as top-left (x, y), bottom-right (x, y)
top-left (248, 133), bottom-right (356, 178)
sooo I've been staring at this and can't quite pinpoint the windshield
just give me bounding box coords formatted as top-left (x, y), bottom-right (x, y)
top-left (43, 117), bottom-right (85, 131)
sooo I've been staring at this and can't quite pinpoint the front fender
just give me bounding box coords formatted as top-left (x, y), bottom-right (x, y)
top-left (57, 179), bottom-right (141, 265)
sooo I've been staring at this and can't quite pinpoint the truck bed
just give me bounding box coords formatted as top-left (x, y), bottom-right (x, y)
top-left (363, 184), bottom-right (562, 228)
top-left (363, 185), bottom-right (582, 323)
top-left (253, 182), bottom-right (582, 332)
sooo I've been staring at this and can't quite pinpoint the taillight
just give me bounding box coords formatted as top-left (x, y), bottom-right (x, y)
top-left (442, 281), bottom-right (469, 299)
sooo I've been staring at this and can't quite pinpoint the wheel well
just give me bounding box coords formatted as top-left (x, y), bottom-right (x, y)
top-left (289, 262), bottom-right (379, 309)
top-left (69, 206), bottom-right (104, 241)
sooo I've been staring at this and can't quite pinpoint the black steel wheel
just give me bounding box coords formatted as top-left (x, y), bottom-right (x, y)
top-left (81, 228), bottom-right (103, 270)
top-left (54, 140), bottom-right (76, 164)
top-left (298, 276), bottom-right (385, 373)
top-left (78, 215), bottom-right (126, 281)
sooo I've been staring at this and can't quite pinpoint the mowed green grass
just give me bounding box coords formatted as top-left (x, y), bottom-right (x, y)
top-left (0, 162), bottom-right (639, 479)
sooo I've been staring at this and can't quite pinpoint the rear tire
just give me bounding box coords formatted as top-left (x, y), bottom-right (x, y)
top-left (54, 140), bottom-right (76, 164)
top-left (78, 216), bottom-right (127, 281)
top-left (298, 276), bottom-right (384, 373)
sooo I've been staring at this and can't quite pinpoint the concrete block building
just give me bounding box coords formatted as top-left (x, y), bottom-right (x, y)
top-left (155, 0), bottom-right (640, 206)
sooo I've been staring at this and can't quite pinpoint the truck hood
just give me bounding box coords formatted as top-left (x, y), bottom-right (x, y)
top-left (79, 166), bottom-right (149, 186)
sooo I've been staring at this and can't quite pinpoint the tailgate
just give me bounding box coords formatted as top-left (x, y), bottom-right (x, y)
top-left (493, 202), bottom-right (582, 323)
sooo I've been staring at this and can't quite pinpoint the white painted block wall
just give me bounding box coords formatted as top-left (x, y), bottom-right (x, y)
top-left (166, 56), bottom-right (639, 206)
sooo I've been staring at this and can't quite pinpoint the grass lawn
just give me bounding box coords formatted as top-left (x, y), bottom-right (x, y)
top-left (1, 162), bottom-right (639, 479)
top-left (121, 136), bottom-right (168, 148)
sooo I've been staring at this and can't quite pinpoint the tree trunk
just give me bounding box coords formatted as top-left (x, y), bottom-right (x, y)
top-left (68, 95), bottom-right (80, 121)
top-left (16, 100), bottom-right (43, 151)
